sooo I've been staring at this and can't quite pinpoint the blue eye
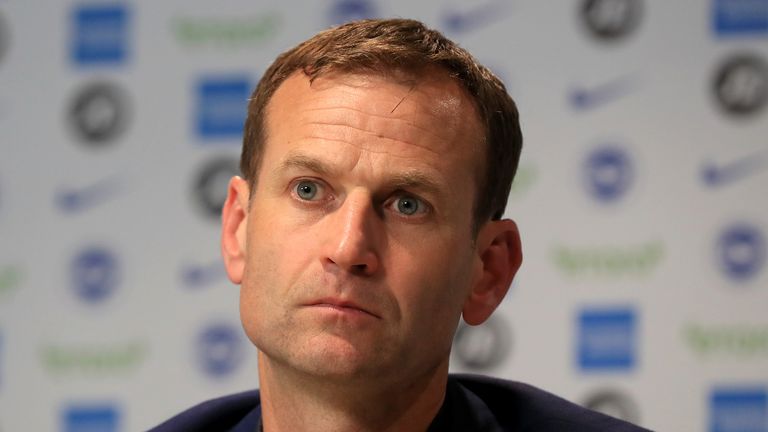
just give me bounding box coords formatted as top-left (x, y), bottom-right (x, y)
top-left (295, 181), bottom-right (318, 200)
top-left (396, 196), bottom-right (421, 215)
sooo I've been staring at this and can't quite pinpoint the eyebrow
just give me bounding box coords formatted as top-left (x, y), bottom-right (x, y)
top-left (276, 153), bottom-right (332, 177)
top-left (386, 171), bottom-right (442, 197)
top-left (275, 153), bottom-right (443, 197)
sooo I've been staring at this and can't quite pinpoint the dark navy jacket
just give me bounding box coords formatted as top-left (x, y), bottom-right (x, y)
top-left (149, 374), bottom-right (652, 431)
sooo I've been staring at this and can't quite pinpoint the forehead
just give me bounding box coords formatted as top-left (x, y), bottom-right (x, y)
top-left (265, 69), bottom-right (483, 153)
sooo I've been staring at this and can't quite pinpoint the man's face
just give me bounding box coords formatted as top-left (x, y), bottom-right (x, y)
top-left (230, 70), bottom-right (489, 381)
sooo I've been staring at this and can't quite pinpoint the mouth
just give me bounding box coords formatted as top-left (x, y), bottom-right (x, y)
top-left (305, 298), bottom-right (381, 319)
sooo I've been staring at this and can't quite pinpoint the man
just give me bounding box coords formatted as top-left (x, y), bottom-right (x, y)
top-left (152, 18), bottom-right (650, 432)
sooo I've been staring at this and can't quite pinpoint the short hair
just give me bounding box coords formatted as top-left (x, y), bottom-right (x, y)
top-left (241, 18), bottom-right (522, 229)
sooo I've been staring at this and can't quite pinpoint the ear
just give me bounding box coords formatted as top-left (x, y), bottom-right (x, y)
top-left (221, 176), bottom-right (250, 284)
top-left (462, 219), bottom-right (522, 326)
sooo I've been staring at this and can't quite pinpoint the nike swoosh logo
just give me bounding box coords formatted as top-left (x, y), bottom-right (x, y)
top-left (442, 1), bottom-right (511, 33)
top-left (181, 260), bottom-right (227, 288)
top-left (569, 77), bottom-right (637, 111)
top-left (702, 150), bottom-right (768, 187)
top-left (55, 177), bottom-right (123, 213)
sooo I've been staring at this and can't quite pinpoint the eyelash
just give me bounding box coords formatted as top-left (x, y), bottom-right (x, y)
top-left (291, 179), bottom-right (330, 203)
top-left (384, 194), bottom-right (430, 217)
top-left (289, 179), bottom-right (431, 218)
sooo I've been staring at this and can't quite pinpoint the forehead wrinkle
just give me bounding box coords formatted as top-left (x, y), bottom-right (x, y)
top-left (305, 120), bottom-right (441, 156)
top-left (300, 135), bottom-right (437, 159)
top-left (299, 96), bottom-right (462, 145)
top-left (302, 105), bottom-right (448, 138)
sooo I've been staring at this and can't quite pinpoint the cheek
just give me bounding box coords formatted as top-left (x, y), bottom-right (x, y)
top-left (239, 289), bottom-right (262, 347)
top-left (239, 239), bottom-right (307, 350)
top-left (244, 211), bottom-right (304, 277)
top-left (239, 214), bottom-right (318, 310)
top-left (394, 243), bottom-right (474, 327)
top-left (238, 220), bottom-right (284, 331)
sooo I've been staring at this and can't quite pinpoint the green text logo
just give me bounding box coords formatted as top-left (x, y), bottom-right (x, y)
top-left (40, 340), bottom-right (148, 376)
top-left (0, 265), bottom-right (22, 301)
top-left (552, 241), bottom-right (664, 277)
top-left (173, 13), bottom-right (282, 48)
top-left (509, 164), bottom-right (537, 199)
top-left (685, 324), bottom-right (768, 357)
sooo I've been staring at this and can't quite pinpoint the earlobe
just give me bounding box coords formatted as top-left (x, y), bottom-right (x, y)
top-left (462, 219), bottom-right (522, 326)
top-left (221, 176), bottom-right (250, 285)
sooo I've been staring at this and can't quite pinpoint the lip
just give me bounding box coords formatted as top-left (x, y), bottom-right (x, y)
top-left (304, 298), bottom-right (381, 319)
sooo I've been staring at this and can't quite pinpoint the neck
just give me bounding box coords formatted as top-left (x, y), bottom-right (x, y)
top-left (257, 352), bottom-right (448, 432)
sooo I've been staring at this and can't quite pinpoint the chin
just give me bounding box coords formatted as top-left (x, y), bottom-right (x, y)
top-left (282, 336), bottom-right (399, 381)
top-left (310, 340), bottom-right (390, 375)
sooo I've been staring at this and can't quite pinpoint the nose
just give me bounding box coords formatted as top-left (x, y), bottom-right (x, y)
top-left (323, 191), bottom-right (380, 276)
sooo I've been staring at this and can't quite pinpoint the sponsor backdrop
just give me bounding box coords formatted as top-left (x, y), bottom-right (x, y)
top-left (1, 0), bottom-right (766, 431)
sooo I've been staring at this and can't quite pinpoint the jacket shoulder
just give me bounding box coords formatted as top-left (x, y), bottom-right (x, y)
top-left (147, 389), bottom-right (260, 432)
top-left (451, 374), bottom-right (653, 432)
